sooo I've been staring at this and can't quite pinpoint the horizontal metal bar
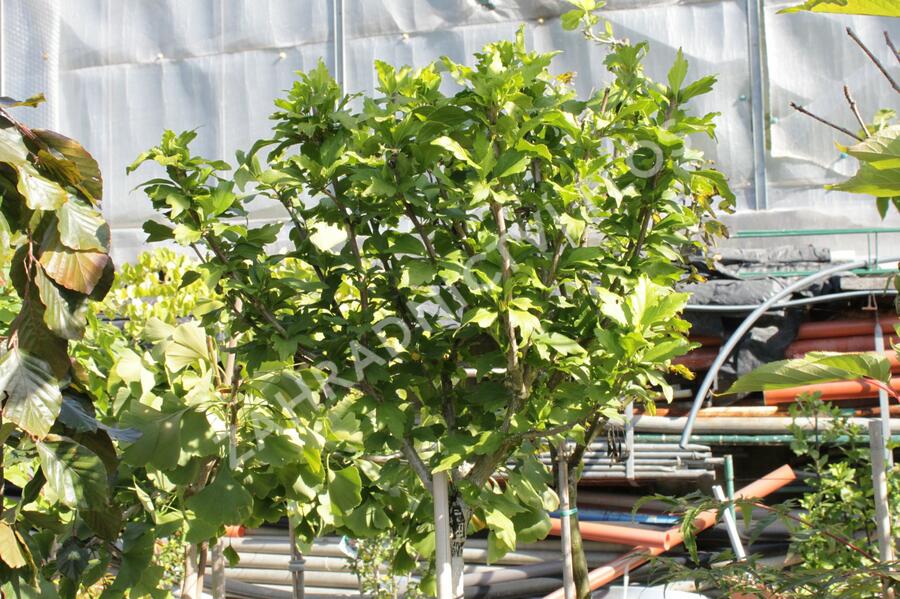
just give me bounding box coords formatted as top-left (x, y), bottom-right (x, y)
top-left (738, 267), bottom-right (898, 278)
top-left (686, 289), bottom-right (898, 313)
top-left (734, 228), bottom-right (900, 238)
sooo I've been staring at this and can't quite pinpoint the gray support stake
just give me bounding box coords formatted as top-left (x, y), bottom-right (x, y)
top-left (875, 321), bottom-right (894, 467)
top-left (434, 471), bottom-right (453, 599)
top-left (746, 0), bottom-right (768, 210)
top-left (868, 420), bottom-right (896, 597)
top-left (625, 401), bottom-right (635, 482)
top-left (713, 485), bottom-right (747, 561)
top-left (557, 442), bottom-right (575, 599)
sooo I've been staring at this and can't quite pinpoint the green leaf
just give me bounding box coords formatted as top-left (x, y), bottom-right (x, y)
top-left (828, 161), bottom-right (900, 197)
top-left (100, 523), bottom-right (155, 598)
top-left (840, 126), bottom-right (900, 170)
top-left (200, 180), bottom-right (236, 216)
top-left (679, 75), bottom-right (717, 103)
top-left (595, 288), bottom-right (628, 327)
top-left (37, 436), bottom-right (109, 509)
top-left (0, 124), bottom-right (28, 165)
top-left (403, 260), bottom-right (436, 287)
top-left (512, 508), bottom-right (552, 544)
top-left (724, 352), bottom-right (891, 394)
top-left (16, 163), bottom-right (67, 210)
top-left (143, 220), bottom-right (175, 242)
top-left (485, 508), bottom-right (516, 562)
top-left (121, 405), bottom-right (184, 470)
top-left (0, 522), bottom-right (27, 569)
top-left (432, 136), bottom-right (476, 167)
top-left (509, 309), bottom-right (541, 341)
top-left (328, 465), bottom-right (363, 514)
top-left (667, 48), bottom-right (689, 93)
top-left (57, 538), bottom-right (90, 581)
top-left (57, 197), bottom-right (110, 252)
top-left (180, 409), bottom-right (218, 457)
top-left (560, 9), bottom-right (584, 31)
top-left (462, 307), bottom-right (498, 328)
top-left (779, 0), bottom-right (900, 15)
top-left (643, 338), bottom-right (692, 363)
top-left (164, 321), bottom-right (210, 372)
top-left (533, 332), bottom-right (586, 356)
top-left (0, 348), bottom-right (62, 439)
top-left (185, 466), bottom-right (252, 542)
top-left (173, 223), bottom-right (202, 245)
top-left (35, 265), bottom-right (88, 340)
top-left (493, 151), bottom-right (529, 179)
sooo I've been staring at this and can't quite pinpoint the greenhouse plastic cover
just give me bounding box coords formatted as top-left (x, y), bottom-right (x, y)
top-left (1, 0), bottom-right (899, 262)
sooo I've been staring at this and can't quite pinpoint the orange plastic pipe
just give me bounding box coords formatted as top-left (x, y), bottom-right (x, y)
top-left (786, 335), bottom-right (900, 358)
top-left (224, 525), bottom-right (246, 538)
top-left (763, 377), bottom-right (900, 405)
top-left (797, 317), bottom-right (900, 340)
top-left (547, 518), bottom-right (673, 549)
top-left (673, 347), bottom-right (719, 370)
top-left (542, 465), bottom-right (797, 599)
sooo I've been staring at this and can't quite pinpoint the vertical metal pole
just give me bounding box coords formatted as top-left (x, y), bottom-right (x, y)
top-left (875, 321), bottom-right (894, 467)
top-left (725, 454), bottom-right (736, 519)
top-left (557, 442), bottom-right (575, 599)
top-left (434, 471), bottom-right (453, 599)
top-left (210, 539), bottom-right (226, 598)
top-left (332, 0), bottom-right (345, 91)
top-left (868, 420), bottom-right (895, 597)
top-left (745, 0), bottom-right (768, 210)
top-left (0, 0), bottom-right (5, 98)
top-left (712, 485), bottom-right (747, 561)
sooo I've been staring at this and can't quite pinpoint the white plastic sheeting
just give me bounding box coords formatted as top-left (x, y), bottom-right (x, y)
top-left (0, 0), bottom-right (898, 261)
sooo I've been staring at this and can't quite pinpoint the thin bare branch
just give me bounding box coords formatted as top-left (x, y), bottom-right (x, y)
top-left (401, 439), bottom-right (433, 492)
top-left (789, 102), bottom-right (863, 142)
top-left (405, 203), bottom-right (437, 263)
top-left (843, 86), bottom-right (870, 138)
top-left (886, 31), bottom-right (900, 67)
top-left (847, 27), bottom-right (900, 95)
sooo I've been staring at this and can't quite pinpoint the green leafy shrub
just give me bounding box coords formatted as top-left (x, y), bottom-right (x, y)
top-left (131, 15), bottom-right (731, 598)
top-left (664, 353), bottom-right (900, 598)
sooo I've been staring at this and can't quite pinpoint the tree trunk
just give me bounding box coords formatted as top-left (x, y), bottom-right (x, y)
top-left (567, 468), bottom-right (591, 599)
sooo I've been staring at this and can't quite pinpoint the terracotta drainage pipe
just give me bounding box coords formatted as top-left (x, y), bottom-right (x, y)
top-left (786, 336), bottom-right (900, 358)
top-left (673, 347), bottom-right (719, 370)
top-left (547, 519), bottom-right (673, 550)
top-left (763, 377), bottom-right (900, 405)
top-left (797, 317), bottom-right (900, 340)
top-left (542, 464), bottom-right (797, 599)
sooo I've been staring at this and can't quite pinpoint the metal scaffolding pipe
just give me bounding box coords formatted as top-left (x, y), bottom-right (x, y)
top-left (681, 255), bottom-right (900, 448)
top-left (644, 415), bottom-right (900, 435)
top-left (685, 289), bottom-right (899, 313)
